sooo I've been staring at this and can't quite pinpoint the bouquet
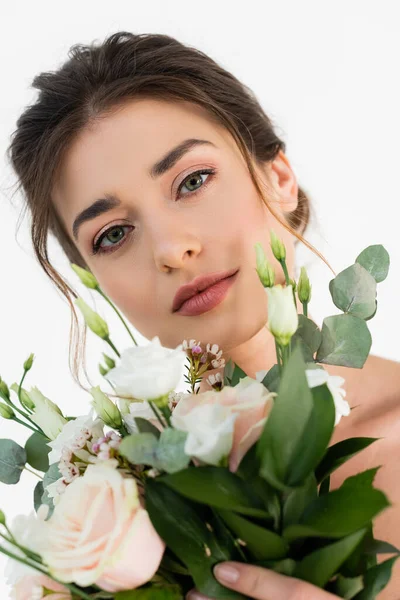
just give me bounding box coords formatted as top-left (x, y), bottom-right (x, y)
top-left (0, 232), bottom-right (398, 600)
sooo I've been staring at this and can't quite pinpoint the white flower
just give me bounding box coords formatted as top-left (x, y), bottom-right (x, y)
top-left (123, 401), bottom-right (155, 434)
top-left (266, 285), bottom-right (298, 346)
top-left (107, 336), bottom-right (186, 402)
top-left (4, 511), bottom-right (47, 586)
top-left (47, 413), bottom-right (103, 464)
top-left (28, 387), bottom-right (67, 441)
top-left (172, 403), bottom-right (237, 466)
top-left (306, 368), bottom-right (350, 425)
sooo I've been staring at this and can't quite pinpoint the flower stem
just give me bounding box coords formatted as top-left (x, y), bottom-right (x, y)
top-left (23, 465), bottom-right (43, 479)
top-left (160, 406), bottom-right (172, 427)
top-left (17, 370), bottom-right (31, 414)
top-left (98, 288), bottom-right (138, 346)
top-left (275, 340), bottom-right (282, 375)
top-left (104, 336), bottom-right (121, 358)
top-left (149, 402), bottom-right (166, 429)
top-left (279, 259), bottom-right (290, 286)
top-left (12, 415), bottom-right (44, 436)
top-left (302, 301), bottom-right (308, 317)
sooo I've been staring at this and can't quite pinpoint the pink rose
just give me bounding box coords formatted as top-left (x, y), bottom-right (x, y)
top-left (172, 377), bottom-right (275, 472)
top-left (12, 573), bottom-right (71, 600)
top-left (41, 464), bottom-right (165, 593)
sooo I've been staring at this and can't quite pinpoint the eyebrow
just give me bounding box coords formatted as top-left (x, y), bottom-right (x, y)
top-left (72, 138), bottom-right (216, 241)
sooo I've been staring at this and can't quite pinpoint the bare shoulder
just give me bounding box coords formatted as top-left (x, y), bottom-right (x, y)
top-left (327, 355), bottom-right (400, 599)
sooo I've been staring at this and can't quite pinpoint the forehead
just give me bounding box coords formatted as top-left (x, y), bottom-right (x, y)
top-left (52, 98), bottom-right (233, 218)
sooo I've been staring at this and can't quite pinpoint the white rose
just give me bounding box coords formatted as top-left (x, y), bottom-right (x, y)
top-left (172, 402), bottom-right (237, 466)
top-left (306, 368), bottom-right (350, 425)
top-left (4, 511), bottom-right (47, 587)
top-left (107, 336), bottom-right (186, 403)
top-left (122, 401), bottom-right (155, 434)
top-left (266, 285), bottom-right (298, 346)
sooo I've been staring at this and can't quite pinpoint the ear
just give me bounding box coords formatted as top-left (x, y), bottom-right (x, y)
top-left (264, 150), bottom-right (299, 213)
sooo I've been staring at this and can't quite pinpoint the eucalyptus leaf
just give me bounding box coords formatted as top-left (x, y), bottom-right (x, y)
top-left (0, 439), bottom-right (27, 484)
top-left (223, 359), bottom-right (235, 386)
top-left (260, 364), bottom-right (280, 393)
top-left (291, 315), bottom-right (322, 362)
top-left (294, 528), bottom-right (367, 587)
top-left (25, 432), bottom-right (50, 472)
top-left (315, 437), bottom-right (378, 484)
top-left (329, 263), bottom-right (377, 319)
top-left (230, 364), bottom-right (248, 387)
top-left (119, 433), bottom-right (158, 466)
top-left (161, 467), bottom-right (269, 519)
top-left (34, 481), bottom-right (44, 512)
top-left (42, 462), bottom-right (61, 489)
top-left (355, 245), bottom-right (390, 283)
top-left (145, 480), bottom-right (244, 599)
top-left (217, 508), bottom-right (288, 560)
top-left (316, 314), bottom-right (372, 368)
top-left (353, 556), bottom-right (399, 600)
top-left (156, 428), bottom-right (190, 473)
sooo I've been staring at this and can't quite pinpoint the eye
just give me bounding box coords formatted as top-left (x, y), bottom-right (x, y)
top-left (91, 225), bottom-right (134, 256)
top-left (176, 168), bottom-right (216, 199)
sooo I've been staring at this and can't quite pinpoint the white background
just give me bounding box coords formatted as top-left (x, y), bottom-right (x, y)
top-left (0, 1), bottom-right (399, 595)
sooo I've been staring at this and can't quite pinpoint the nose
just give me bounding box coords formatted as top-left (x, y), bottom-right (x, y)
top-left (151, 219), bottom-right (202, 273)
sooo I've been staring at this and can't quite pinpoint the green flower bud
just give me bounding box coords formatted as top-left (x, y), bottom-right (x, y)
top-left (297, 267), bottom-right (312, 304)
top-left (270, 230), bottom-right (286, 262)
top-left (102, 353), bottom-right (116, 370)
top-left (255, 243), bottom-right (275, 288)
top-left (99, 364), bottom-right (109, 376)
top-left (23, 353), bottom-right (35, 372)
top-left (10, 383), bottom-right (35, 411)
top-left (75, 298), bottom-right (109, 340)
top-left (0, 511), bottom-right (6, 526)
top-left (90, 386), bottom-right (122, 428)
top-left (289, 278), bottom-right (297, 293)
top-left (71, 263), bottom-right (99, 290)
top-left (149, 393), bottom-right (170, 409)
top-left (0, 380), bottom-right (10, 401)
top-left (0, 403), bottom-right (14, 419)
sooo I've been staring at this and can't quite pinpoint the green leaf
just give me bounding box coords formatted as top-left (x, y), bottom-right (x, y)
top-left (134, 417), bottom-right (161, 438)
top-left (364, 539), bottom-right (400, 555)
top-left (25, 432), bottom-right (50, 472)
top-left (223, 359), bottom-right (235, 386)
top-left (294, 529), bottom-right (367, 587)
top-left (316, 314), bottom-right (372, 368)
top-left (283, 473), bottom-right (318, 528)
top-left (257, 347), bottom-right (314, 491)
top-left (286, 383), bottom-right (335, 486)
top-left (283, 469), bottom-right (390, 541)
top-left (329, 263), bottom-right (377, 319)
top-left (261, 364), bottom-right (280, 393)
top-left (0, 439), bottom-right (26, 484)
top-left (161, 467), bottom-right (269, 519)
top-left (115, 584), bottom-right (182, 599)
top-left (145, 480), bottom-right (245, 599)
top-left (156, 429), bottom-right (190, 474)
top-left (255, 558), bottom-right (297, 576)
top-left (315, 437), bottom-right (378, 484)
top-left (42, 462), bottom-right (61, 489)
top-left (34, 481), bottom-right (44, 512)
top-left (355, 245), bottom-right (390, 283)
top-left (119, 433), bottom-right (158, 466)
top-left (230, 364), bottom-right (248, 387)
top-left (291, 315), bottom-right (322, 362)
top-left (353, 556), bottom-right (399, 600)
top-left (329, 574), bottom-right (364, 599)
top-left (217, 508), bottom-right (288, 560)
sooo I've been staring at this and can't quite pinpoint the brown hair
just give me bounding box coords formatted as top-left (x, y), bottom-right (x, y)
top-left (6, 31), bottom-right (328, 390)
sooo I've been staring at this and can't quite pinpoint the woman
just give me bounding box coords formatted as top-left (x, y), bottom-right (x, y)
top-left (7, 31), bottom-right (400, 599)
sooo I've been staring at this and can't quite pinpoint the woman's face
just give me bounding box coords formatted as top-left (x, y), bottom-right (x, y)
top-left (52, 98), bottom-right (299, 353)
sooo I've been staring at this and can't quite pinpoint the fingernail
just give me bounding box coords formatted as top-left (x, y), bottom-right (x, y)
top-left (186, 592), bottom-right (208, 600)
top-left (214, 563), bottom-right (240, 584)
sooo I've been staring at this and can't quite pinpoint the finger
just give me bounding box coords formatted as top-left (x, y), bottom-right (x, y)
top-left (214, 562), bottom-right (339, 600)
top-left (186, 590), bottom-right (212, 600)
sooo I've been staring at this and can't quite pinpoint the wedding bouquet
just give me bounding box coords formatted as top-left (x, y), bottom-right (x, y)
top-left (0, 233), bottom-right (398, 600)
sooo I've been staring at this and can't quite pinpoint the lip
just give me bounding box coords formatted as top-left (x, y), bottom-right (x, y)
top-left (173, 269), bottom-right (239, 316)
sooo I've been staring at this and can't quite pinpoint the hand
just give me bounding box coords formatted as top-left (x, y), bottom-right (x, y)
top-left (186, 562), bottom-right (339, 599)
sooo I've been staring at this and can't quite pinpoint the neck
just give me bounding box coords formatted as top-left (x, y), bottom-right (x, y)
top-left (199, 297), bottom-right (305, 392)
